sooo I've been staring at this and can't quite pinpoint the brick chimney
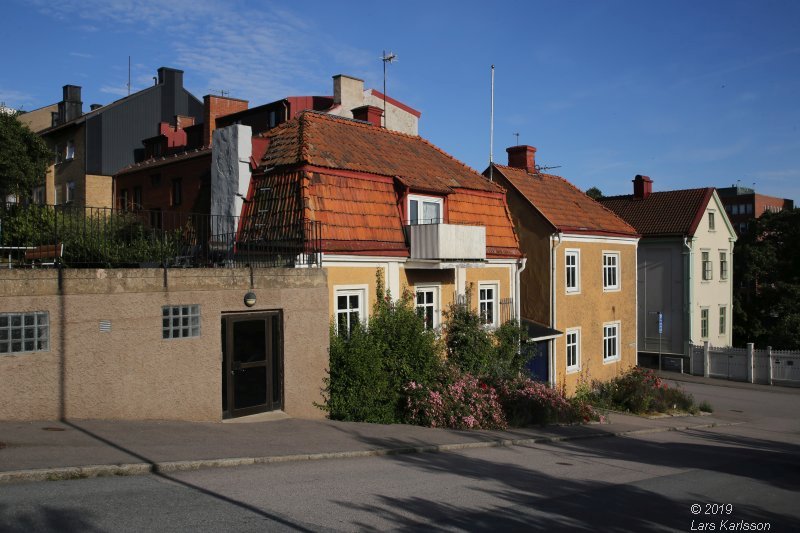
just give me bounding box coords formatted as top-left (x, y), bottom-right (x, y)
top-left (506, 145), bottom-right (537, 173)
top-left (57, 85), bottom-right (83, 125)
top-left (352, 105), bottom-right (383, 127)
top-left (633, 174), bottom-right (653, 199)
top-left (203, 95), bottom-right (249, 147)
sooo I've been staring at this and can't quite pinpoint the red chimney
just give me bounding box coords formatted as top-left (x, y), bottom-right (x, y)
top-left (633, 174), bottom-right (653, 199)
top-left (203, 95), bottom-right (249, 146)
top-left (352, 105), bottom-right (383, 127)
top-left (506, 145), bottom-right (537, 173)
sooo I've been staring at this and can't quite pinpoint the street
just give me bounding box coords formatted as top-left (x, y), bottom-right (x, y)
top-left (1, 379), bottom-right (798, 532)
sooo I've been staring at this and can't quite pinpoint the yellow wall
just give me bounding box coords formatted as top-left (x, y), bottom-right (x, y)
top-left (326, 266), bottom-right (382, 320)
top-left (553, 238), bottom-right (638, 393)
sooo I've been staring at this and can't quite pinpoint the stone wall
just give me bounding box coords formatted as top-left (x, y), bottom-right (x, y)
top-left (0, 267), bottom-right (329, 422)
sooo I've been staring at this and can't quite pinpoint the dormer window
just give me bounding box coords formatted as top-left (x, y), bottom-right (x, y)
top-left (408, 194), bottom-right (443, 225)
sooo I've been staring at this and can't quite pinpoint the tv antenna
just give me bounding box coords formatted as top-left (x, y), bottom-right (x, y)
top-left (381, 50), bottom-right (397, 129)
top-left (208, 89), bottom-right (230, 97)
top-left (127, 56), bottom-right (131, 96)
top-left (513, 132), bottom-right (520, 145)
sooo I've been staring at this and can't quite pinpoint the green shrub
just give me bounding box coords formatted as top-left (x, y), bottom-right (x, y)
top-left (443, 293), bottom-right (494, 376)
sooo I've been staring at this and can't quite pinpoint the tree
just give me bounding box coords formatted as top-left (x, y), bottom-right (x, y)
top-left (585, 186), bottom-right (603, 200)
top-left (733, 208), bottom-right (800, 349)
top-left (0, 111), bottom-right (50, 201)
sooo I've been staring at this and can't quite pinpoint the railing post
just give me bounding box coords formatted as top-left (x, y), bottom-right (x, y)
top-left (685, 341), bottom-right (693, 375)
top-left (703, 340), bottom-right (710, 378)
top-left (747, 342), bottom-right (755, 384)
top-left (767, 345), bottom-right (773, 385)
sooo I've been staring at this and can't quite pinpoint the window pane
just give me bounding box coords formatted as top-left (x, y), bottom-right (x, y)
top-left (410, 200), bottom-right (419, 225)
top-left (337, 295), bottom-right (347, 310)
top-left (423, 201), bottom-right (440, 224)
top-left (349, 295), bottom-right (359, 310)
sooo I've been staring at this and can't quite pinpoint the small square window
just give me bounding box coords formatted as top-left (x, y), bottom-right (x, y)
top-left (162, 305), bottom-right (200, 339)
top-left (0, 312), bottom-right (49, 355)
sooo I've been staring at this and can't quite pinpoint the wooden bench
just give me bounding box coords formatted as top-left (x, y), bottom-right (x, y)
top-left (24, 243), bottom-right (64, 267)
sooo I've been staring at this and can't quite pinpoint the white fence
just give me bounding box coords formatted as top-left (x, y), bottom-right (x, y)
top-left (690, 342), bottom-right (800, 386)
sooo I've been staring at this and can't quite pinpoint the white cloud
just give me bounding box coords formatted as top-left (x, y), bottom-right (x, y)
top-left (0, 88), bottom-right (37, 109)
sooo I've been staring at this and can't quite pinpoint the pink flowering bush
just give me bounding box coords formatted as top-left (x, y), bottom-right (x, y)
top-left (584, 367), bottom-right (700, 414)
top-left (493, 376), bottom-right (600, 426)
top-left (404, 367), bottom-right (508, 430)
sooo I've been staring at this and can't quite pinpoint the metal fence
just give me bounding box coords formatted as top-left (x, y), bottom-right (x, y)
top-left (691, 342), bottom-right (800, 386)
top-left (0, 202), bottom-right (321, 269)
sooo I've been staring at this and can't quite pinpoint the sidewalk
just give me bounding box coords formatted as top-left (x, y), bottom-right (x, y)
top-left (0, 410), bottom-right (736, 484)
top-left (656, 369), bottom-right (800, 394)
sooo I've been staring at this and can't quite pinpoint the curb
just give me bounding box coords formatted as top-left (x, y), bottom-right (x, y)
top-left (0, 420), bottom-right (740, 485)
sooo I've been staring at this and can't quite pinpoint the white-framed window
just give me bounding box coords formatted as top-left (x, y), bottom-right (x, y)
top-left (415, 285), bottom-right (440, 330)
top-left (407, 194), bottom-right (443, 225)
top-left (702, 251), bottom-right (712, 281)
top-left (719, 306), bottom-right (726, 335)
top-left (701, 308), bottom-right (709, 339)
top-left (708, 211), bottom-right (715, 231)
top-left (602, 252), bottom-right (620, 291)
top-left (66, 181), bottom-right (76, 204)
top-left (335, 286), bottom-right (367, 336)
top-left (566, 328), bottom-right (580, 372)
top-left (0, 312), bottom-right (49, 354)
top-left (719, 251), bottom-right (728, 280)
top-left (565, 249), bottom-right (580, 294)
top-left (65, 140), bottom-right (75, 160)
top-left (33, 186), bottom-right (45, 205)
top-left (478, 282), bottom-right (499, 328)
top-left (603, 321), bottom-right (620, 362)
top-left (162, 305), bottom-right (200, 339)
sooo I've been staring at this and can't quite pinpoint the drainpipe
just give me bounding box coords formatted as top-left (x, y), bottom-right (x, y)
top-left (683, 236), bottom-right (693, 348)
top-left (550, 232), bottom-right (563, 387)
top-left (514, 256), bottom-right (526, 323)
top-left (729, 236), bottom-right (735, 347)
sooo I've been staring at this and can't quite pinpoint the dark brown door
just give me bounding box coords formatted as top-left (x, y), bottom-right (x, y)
top-left (222, 312), bottom-right (283, 418)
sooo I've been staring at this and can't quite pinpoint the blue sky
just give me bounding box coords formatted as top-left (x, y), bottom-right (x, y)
top-left (3, 0), bottom-right (800, 201)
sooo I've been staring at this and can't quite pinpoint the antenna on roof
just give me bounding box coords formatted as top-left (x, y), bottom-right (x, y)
top-left (513, 132), bottom-right (520, 145)
top-left (127, 56), bottom-right (131, 96)
top-left (207, 89), bottom-right (230, 97)
top-left (489, 65), bottom-right (495, 182)
top-left (381, 50), bottom-right (397, 129)
top-left (536, 164), bottom-right (561, 173)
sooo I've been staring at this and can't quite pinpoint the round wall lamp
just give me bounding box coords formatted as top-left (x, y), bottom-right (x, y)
top-left (244, 291), bottom-right (257, 307)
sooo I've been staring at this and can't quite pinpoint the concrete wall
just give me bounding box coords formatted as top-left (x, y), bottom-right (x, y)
top-left (554, 237), bottom-right (638, 393)
top-left (691, 193), bottom-right (735, 347)
top-left (0, 267), bottom-right (328, 421)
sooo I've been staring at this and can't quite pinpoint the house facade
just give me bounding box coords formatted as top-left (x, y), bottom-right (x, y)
top-left (38, 68), bottom-right (203, 208)
top-left (487, 146), bottom-right (639, 393)
top-left (247, 111), bottom-right (523, 332)
top-left (601, 176), bottom-right (737, 363)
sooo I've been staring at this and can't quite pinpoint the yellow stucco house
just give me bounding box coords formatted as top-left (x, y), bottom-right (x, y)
top-left (486, 146), bottom-right (640, 392)
top-left (245, 111), bottom-right (524, 331)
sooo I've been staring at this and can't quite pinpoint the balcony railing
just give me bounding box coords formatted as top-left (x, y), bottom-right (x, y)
top-left (0, 202), bottom-right (321, 269)
top-left (406, 222), bottom-right (486, 261)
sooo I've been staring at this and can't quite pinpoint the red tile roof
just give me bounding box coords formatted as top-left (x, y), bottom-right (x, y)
top-left (253, 112), bottom-right (520, 257)
top-left (599, 188), bottom-right (714, 237)
top-left (492, 164), bottom-right (638, 237)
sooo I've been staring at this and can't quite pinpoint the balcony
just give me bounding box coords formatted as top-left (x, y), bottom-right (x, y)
top-left (407, 223), bottom-right (486, 263)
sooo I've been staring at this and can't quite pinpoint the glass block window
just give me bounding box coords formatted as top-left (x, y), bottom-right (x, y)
top-left (162, 305), bottom-right (201, 339)
top-left (0, 312), bottom-right (49, 354)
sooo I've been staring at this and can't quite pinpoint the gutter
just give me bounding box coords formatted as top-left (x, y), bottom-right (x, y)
top-left (683, 236), bottom-right (693, 348)
top-left (515, 256), bottom-right (526, 324)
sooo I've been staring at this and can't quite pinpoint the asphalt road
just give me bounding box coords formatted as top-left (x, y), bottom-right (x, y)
top-left (2, 381), bottom-right (798, 532)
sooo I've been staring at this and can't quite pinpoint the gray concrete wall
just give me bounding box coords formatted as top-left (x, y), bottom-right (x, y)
top-left (0, 268), bottom-right (328, 422)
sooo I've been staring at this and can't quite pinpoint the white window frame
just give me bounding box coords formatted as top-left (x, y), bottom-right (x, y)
top-left (708, 210), bottom-right (715, 231)
top-left (602, 251), bottom-right (620, 292)
top-left (478, 281), bottom-right (499, 328)
top-left (602, 321), bottom-right (620, 363)
top-left (162, 305), bottom-right (201, 339)
top-left (700, 308), bottom-right (709, 339)
top-left (407, 194), bottom-right (443, 225)
top-left (719, 251), bottom-right (728, 281)
top-left (565, 249), bottom-right (580, 294)
top-left (719, 306), bottom-right (726, 335)
top-left (701, 251), bottom-right (712, 281)
top-left (565, 327), bottom-right (581, 372)
top-left (65, 140), bottom-right (75, 161)
top-left (414, 285), bottom-right (440, 331)
top-left (0, 311), bottom-right (50, 354)
top-left (334, 284), bottom-right (368, 335)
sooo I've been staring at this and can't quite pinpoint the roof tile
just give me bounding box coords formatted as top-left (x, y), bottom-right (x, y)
top-left (599, 188), bottom-right (713, 237)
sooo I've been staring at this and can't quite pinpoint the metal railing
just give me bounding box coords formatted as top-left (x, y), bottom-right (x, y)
top-left (0, 202), bottom-right (321, 269)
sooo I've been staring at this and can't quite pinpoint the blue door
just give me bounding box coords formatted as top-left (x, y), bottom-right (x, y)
top-left (526, 341), bottom-right (549, 382)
